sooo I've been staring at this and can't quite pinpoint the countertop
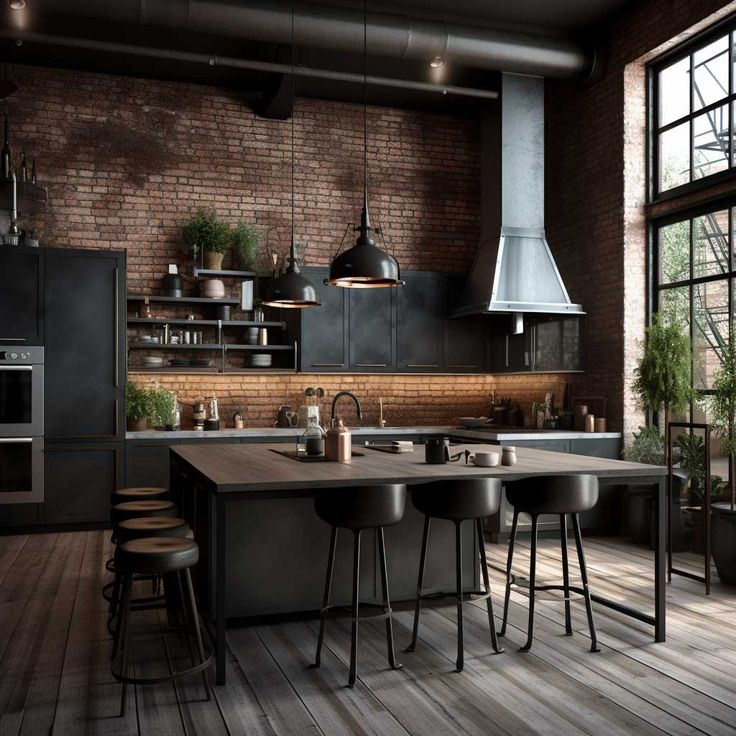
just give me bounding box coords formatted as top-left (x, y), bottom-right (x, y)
top-left (127, 426), bottom-right (622, 441)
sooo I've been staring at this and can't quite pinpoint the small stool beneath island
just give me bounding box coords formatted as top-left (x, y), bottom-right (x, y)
top-left (313, 484), bottom-right (407, 687)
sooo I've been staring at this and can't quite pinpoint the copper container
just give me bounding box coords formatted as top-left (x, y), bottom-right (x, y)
top-left (594, 417), bottom-right (607, 433)
top-left (584, 414), bottom-right (595, 433)
top-left (574, 404), bottom-right (588, 431)
top-left (326, 419), bottom-right (351, 462)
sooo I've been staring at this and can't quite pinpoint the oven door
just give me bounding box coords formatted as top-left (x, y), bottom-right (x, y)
top-left (0, 437), bottom-right (44, 504)
top-left (0, 364), bottom-right (44, 437)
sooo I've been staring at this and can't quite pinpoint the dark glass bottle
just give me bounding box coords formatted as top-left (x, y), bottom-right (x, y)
top-left (19, 149), bottom-right (26, 182)
top-left (1, 115), bottom-right (10, 181)
top-left (30, 158), bottom-right (36, 185)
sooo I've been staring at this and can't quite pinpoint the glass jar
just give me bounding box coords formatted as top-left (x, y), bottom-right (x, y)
top-left (302, 415), bottom-right (326, 457)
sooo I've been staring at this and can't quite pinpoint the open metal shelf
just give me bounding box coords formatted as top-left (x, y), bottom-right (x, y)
top-left (127, 294), bottom-right (241, 305)
top-left (127, 317), bottom-right (285, 328)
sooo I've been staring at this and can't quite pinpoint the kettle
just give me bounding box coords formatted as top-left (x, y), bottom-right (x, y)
top-left (275, 405), bottom-right (298, 428)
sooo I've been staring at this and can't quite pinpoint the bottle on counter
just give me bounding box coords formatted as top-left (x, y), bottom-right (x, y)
top-left (31, 158), bottom-right (36, 185)
top-left (19, 149), bottom-right (26, 183)
top-left (1, 115), bottom-right (11, 181)
top-left (325, 419), bottom-right (351, 462)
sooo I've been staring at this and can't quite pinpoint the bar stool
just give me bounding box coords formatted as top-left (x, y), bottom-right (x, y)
top-left (112, 537), bottom-right (212, 716)
top-left (407, 478), bottom-right (504, 672)
top-left (500, 474), bottom-right (600, 653)
top-left (313, 484), bottom-right (406, 687)
top-left (111, 486), bottom-right (169, 506)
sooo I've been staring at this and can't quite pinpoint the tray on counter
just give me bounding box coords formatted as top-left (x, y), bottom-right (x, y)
top-left (269, 449), bottom-right (365, 462)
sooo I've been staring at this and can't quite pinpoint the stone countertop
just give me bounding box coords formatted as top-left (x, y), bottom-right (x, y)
top-left (126, 426), bottom-right (622, 441)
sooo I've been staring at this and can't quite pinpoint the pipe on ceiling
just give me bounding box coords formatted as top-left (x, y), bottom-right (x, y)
top-left (28, 0), bottom-right (595, 79)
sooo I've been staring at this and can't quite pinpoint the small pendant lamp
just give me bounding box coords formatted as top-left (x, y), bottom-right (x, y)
top-left (261, 3), bottom-right (320, 309)
top-left (327, 0), bottom-right (402, 289)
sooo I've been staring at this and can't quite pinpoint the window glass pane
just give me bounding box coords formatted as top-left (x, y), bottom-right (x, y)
top-left (659, 285), bottom-right (690, 328)
top-left (659, 219), bottom-right (690, 284)
top-left (693, 105), bottom-right (729, 180)
top-left (693, 209), bottom-right (729, 277)
top-left (693, 279), bottom-right (728, 390)
top-left (659, 121), bottom-right (690, 191)
top-left (659, 56), bottom-right (690, 126)
top-left (693, 35), bottom-right (729, 111)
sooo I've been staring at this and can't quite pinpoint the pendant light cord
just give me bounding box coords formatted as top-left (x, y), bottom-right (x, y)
top-left (291, 0), bottom-right (296, 259)
top-left (363, 0), bottom-right (368, 209)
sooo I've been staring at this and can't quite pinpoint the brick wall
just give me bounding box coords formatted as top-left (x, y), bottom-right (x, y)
top-left (546, 0), bottom-right (736, 438)
top-left (7, 63), bottom-right (560, 427)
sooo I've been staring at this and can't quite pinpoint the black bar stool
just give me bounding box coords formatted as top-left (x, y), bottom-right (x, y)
top-left (313, 484), bottom-right (406, 687)
top-left (500, 474), bottom-right (600, 653)
top-left (407, 478), bottom-right (504, 672)
top-left (112, 537), bottom-right (212, 716)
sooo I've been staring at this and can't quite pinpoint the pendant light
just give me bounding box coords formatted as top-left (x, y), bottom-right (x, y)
top-left (327, 0), bottom-right (402, 289)
top-left (261, 3), bottom-right (320, 309)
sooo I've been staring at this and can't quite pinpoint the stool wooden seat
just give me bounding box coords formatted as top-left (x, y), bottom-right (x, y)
top-left (115, 516), bottom-right (189, 545)
top-left (112, 537), bottom-right (211, 716)
top-left (314, 484), bottom-right (406, 687)
top-left (408, 478), bottom-right (504, 672)
top-left (500, 474), bottom-right (600, 653)
top-left (111, 486), bottom-right (169, 506)
top-left (111, 499), bottom-right (177, 524)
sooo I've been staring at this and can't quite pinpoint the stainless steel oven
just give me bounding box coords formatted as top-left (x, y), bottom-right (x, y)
top-left (0, 436), bottom-right (44, 503)
top-left (0, 346), bottom-right (44, 437)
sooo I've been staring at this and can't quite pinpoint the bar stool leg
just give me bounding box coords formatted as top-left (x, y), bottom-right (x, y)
top-left (500, 510), bottom-right (519, 637)
top-left (455, 520), bottom-right (464, 672)
top-left (571, 513), bottom-right (601, 653)
top-left (476, 518), bottom-right (503, 654)
top-left (407, 516), bottom-right (431, 652)
top-left (118, 573), bottom-right (133, 717)
top-left (349, 530), bottom-right (362, 687)
top-left (377, 527), bottom-right (402, 671)
top-left (520, 514), bottom-right (538, 653)
top-left (315, 526), bottom-right (338, 668)
top-left (560, 514), bottom-right (573, 636)
top-left (184, 567), bottom-right (212, 699)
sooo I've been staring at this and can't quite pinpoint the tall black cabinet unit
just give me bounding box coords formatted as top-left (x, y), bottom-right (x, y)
top-left (43, 248), bottom-right (126, 525)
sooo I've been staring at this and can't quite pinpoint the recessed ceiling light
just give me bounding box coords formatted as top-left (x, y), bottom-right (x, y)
top-left (8, 0), bottom-right (26, 9)
top-left (430, 56), bottom-right (445, 68)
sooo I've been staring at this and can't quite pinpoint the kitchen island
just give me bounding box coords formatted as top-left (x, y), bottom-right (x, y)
top-left (170, 442), bottom-right (666, 685)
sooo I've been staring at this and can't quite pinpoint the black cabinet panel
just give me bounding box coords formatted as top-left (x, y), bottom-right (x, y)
top-left (533, 317), bottom-right (583, 372)
top-left (44, 442), bottom-right (123, 524)
top-left (44, 249), bottom-right (125, 440)
top-left (0, 247), bottom-right (43, 345)
top-left (297, 268), bottom-right (348, 372)
top-left (348, 288), bottom-right (395, 371)
top-left (397, 273), bottom-right (442, 371)
top-left (126, 441), bottom-right (174, 489)
top-left (442, 274), bottom-right (488, 372)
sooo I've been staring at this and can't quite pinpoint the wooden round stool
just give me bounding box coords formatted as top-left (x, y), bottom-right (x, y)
top-left (111, 486), bottom-right (169, 506)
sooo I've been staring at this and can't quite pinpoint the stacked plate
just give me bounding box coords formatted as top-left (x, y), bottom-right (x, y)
top-left (142, 356), bottom-right (165, 368)
top-left (250, 353), bottom-right (272, 368)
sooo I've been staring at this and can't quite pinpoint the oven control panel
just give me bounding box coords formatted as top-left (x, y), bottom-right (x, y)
top-left (0, 351), bottom-right (31, 361)
top-left (0, 346), bottom-right (44, 364)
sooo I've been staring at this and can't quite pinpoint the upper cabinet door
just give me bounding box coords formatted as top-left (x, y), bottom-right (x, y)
top-left (297, 268), bottom-right (348, 372)
top-left (348, 287), bottom-right (395, 372)
top-left (0, 247), bottom-right (44, 345)
top-left (44, 249), bottom-right (125, 440)
top-left (441, 274), bottom-right (489, 373)
top-left (533, 317), bottom-right (584, 371)
top-left (396, 273), bottom-right (442, 372)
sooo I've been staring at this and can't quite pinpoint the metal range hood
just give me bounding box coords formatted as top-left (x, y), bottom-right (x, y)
top-left (453, 73), bottom-right (584, 319)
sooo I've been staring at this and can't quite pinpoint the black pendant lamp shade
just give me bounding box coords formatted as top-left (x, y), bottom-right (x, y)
top-left (262, 242), bottom-right (320, 308)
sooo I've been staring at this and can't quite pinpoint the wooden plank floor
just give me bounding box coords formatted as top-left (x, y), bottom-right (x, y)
top-left (1, 530), bottom-right (735, 736)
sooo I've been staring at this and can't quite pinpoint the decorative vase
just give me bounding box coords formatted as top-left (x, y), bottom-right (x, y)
top-left (126, 416), bottom-right (147, 432)
top-left (204, 251), bottom-right (225, 270)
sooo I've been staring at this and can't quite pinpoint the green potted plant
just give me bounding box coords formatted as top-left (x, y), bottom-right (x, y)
top-left (147, 386), bottom-right (179, 431)
top-left (125, 381), bottom-right (151, 432)
top-left (183, 208), bottom-right (232, 270)
top-left (232, 222), bottom-right (262, 271)
top-left (707, 337), bottom-right (736, 584)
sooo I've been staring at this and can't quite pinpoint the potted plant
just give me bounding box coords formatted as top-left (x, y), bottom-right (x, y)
top-left (147, 385), bottom-right (180, 431)
top-left (232, 222), bottom-right (262, 271)
top-left (125, 381), bottom-right (151, 432)
top-left (707, 337), bottom-right (736, 584)
top-left (183, 208), bottom-right (232, 270)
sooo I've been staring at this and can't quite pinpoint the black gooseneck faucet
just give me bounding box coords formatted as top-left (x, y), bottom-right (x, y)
top-left (330, 391), bottom-right (362, 427)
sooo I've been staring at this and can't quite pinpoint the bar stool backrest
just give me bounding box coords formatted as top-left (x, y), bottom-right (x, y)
top-left (506, 474), bottom-right (599, 515)
top-left (412, 478), bottom-right (502, 520)
top-left (314, 484), bottom-right (406, 529)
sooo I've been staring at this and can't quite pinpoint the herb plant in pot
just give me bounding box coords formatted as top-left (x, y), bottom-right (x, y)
top-left (707, 338), bottom-right (736, 584)
top-left (183, 208), bottom-right (232, 271)
top-left (147, 386), bottom-right (180, 431)
top-left (232, 222), bottom-right (262, 272)
top-left (125, 381), bottom-right (151, 432)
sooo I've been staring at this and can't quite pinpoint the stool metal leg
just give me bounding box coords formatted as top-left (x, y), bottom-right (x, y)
top-left (476, 518), bottom-right (503, 654)
top-left (455, 520), bottom-right (464, 672)
top-left (184, 567), bottom-right (212, 699)
top-left (377, 527), bottom-right (401, 671)
top-left (407, 516), bottom-right (431, 652)
top-left (560, 514), bottom-right (573, 636)
top-left (315, 526), bottom-right (338, 668)
top-left (349, 530), bottom-right (362, 687)
top-left (571, 513), bottom-right (601, 653)
top-left (520, 514), bottom-right (538, 652)
top-left (118, 573), bottom-right (133, 717)
top-left (500, 509), bottom-right (519, 637)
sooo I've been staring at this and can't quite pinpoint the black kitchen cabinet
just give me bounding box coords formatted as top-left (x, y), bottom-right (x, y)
top-left (125, 440), bottom-right (172, 489)
top-left (0, 246), bottom-right (44, 345)
top-left (442, 274), bottom-right (489, 372)
top-left (533, 316), bottom-right (584, 371)
top-left (43, 442), bottom-right (123, 524)
top-left (44, 248), bottom-right (126, 440)
top-left (348, 287), bottom-right (395, 372)
top-left (396, 272), bottom-right (442, 371)
top-left (291, 267), bottom-right (348, 372)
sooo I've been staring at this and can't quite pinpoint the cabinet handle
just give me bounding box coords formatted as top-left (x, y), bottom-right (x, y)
top-left (0, 337), bottom-right (25, 342)
top-left (446, 364), bottom-right (478, 369)
top-left (407, 364), bottom-right (439, 368)
top-left (355, 363), bottom-right (387, 368)
top-left (311, 363), bottom-right (344, 367)
top-left (114, 267), bottom-right (120, 389)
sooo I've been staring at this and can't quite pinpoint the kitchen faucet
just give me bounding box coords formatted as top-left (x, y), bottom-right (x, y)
top-left (330, 391), bottom-right (362, 427)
